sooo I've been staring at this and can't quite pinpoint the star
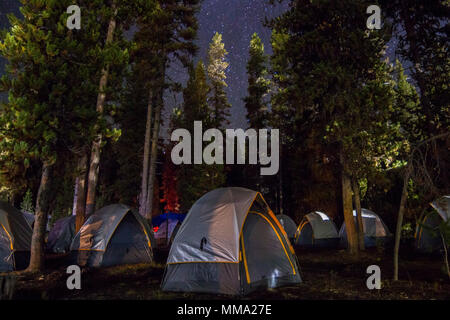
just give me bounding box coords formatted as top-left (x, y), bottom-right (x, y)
top-left (195, 0), bottom-right (289, 129)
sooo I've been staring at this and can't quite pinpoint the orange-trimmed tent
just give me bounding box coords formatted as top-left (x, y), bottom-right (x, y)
top-left (70, 204), bottom-right (155, 267)
top-left (161, 187), bottom-right (302, 295)
top-left (276, 214), bottom-right (297, 240)
top-left (0, 202), bottom-right (32, 272)
top-left (294, 211), bottom-right (339, 248)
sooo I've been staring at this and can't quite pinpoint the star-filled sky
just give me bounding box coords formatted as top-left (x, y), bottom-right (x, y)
top-left (2, 1), bottom-right (402, 132)
top-left (195, 0), bottom-right (288, 128)
top-left (164, 0), bottom-right (289, 131)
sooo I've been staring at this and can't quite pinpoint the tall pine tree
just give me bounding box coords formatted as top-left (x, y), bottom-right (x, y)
top-left (172, 61), bottom-right (226, 212)
top-left (244, 33), bottom-right (270, 130)
top-left (269, 0), bottom-right (398, 254)
top-left (207, 32), bottom-right (231, 128)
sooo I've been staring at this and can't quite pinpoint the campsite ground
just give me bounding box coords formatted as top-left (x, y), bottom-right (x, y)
top-left (9, 247), bottom-right (450, 300)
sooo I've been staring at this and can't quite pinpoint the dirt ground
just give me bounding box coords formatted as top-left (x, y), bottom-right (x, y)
top-left (8, 247), bottom-right (450, 300)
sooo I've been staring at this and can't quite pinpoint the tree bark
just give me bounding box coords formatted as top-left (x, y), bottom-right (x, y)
top-left (340, 152), bottom-right (359, 255)
top-left (139, 89), bottom-right (154, 217)
top-left (393, 133), bottom-right (449, 281)
top-left (145, 89), bottom-right (163, 219)
top-left (85, 7), bottom-right (117, 216)
top-left (393, 163), bottom-right (412, 281)
top-left (74, 154), bottom-right (88, 233)
top-left (26, 162), bottom-right (52, 273)
top-left (352, 177), bottom-right (365, 251)
top-left (440, 232), bottom-right (450, 280)
top-left (279, 142), bottom-right (284, 215)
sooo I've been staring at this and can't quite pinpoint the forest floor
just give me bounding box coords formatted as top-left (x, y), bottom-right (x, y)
top-left (9, 246), bottom-right (450, 300)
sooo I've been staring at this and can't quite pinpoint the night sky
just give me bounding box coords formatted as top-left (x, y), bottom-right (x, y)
top-left (2, 1), bottom-right (401, 131)
top-left (195, 0), bottom-right (288, 129)
top-left (163, 0), bottom-right (289, 133)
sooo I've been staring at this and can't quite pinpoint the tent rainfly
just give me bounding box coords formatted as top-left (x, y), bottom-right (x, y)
top-left (276, 214), bottom-right (297, 240)
top-left (415, 195), bottom-right (449, 253)
top-left (339, 209), bottom-right (392, 248)
top-left (294, 211), bottom-right (340, 248)
top-left (161, 187), bottom-right (302, 295)
top-left (47, 215), bottom-right (76, 254)
top-left (70, 204), bottom-right (155, 267)
top-left (0, 202), bottom-right (32, 272)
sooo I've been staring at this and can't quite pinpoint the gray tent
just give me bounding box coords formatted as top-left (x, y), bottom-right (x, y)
top-left (168, 221), bottom-right (182, 247)
top-left (0, 202), bottom-right (32, 272)
top-left (294, 211), bottom-right (339, 248)
top-left (161, 187), bottom-right (301, 295)
top-left (416, 195), bottom-right (449, 253)
top-left (46, 215), bottom-right (75, 254)
top-left (339, 209), bottom-right (392, 248)
top-left (276, 214), bottom-right (297, 240)
top-left (431, 196), bottom-right (449, 221)
top-left (21, 211), bottom-right (35, 229)
top-left (70, 204), bottom-right (155, 267)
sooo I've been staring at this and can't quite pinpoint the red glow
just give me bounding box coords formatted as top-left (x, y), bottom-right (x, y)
top-left (162, 151), bottom-right (180, 213)
top-left (153, 226), bottom-right (159, 233)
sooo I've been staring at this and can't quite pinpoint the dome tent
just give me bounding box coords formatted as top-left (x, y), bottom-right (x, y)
top-left (70, 204), bottom-right (155, 267)
top-left (47, 215), bottom-right (76, 254)
top-left (430, 195), bottom-right (449, 221)
top-left (415, 195), bottom-right (449, 253)
top-left (276, 214), bottom-right (297, 240)
top-left (21, 211), bottom-right (34, 229)
top-left (0, 202), bottom-right (32, 272)
top-left (152, 212), bottom-right (186, 247)
top-left (161, 187), bottom-right (302, 296)
top-left (294, 211), bottom-right (339, 248)
top-left (168, 221), bottom-right (182, 246)
top-left (339, 208), bottom-right (392, 248)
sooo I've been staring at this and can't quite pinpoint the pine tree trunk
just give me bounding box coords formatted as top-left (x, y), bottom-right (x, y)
top-left (340, 152), bottom-right (359, 256)
top-left (75, 154), bottom-right (88, 233)
top-left (440, 232), bottom-right (450, 280)
top-left (145, 93), bottom-right (162, 219)
top-left (394, 163), bottom-right (412, 281)
top-left (85, 7), bottom-right (117, 216)
top-left (26, 162), bottom-right (52, 273)
top-left (352, 177), bottom-right (365, 251)
top-left (279, 142), bottom-right (284, 215)
top-left (9, 194), bottom-right (16, 207)
top-left (145, 73), bottom-right (164, 219)
top-left (139, 89), bottom-right (154, 217)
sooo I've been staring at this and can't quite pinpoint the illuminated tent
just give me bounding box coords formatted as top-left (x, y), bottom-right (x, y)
top-left (339, 209), bottom-right (392, 248)
top-left (415, 195), bottom-right (449, 253)
top-left (276, 214), bottom-right (297, 240)
top-left (70, 204), bottom-right (155, 267)
top-left (294, 211), bottom-right (340, 248)
top-left (161, 187), bottom-right (302, 295)
top-left (0, 202), bottom-right (32, 272)
top-left (152, 212), bottom-right (186, 247)
top-left (46, 215), bottom-right (76, 254)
